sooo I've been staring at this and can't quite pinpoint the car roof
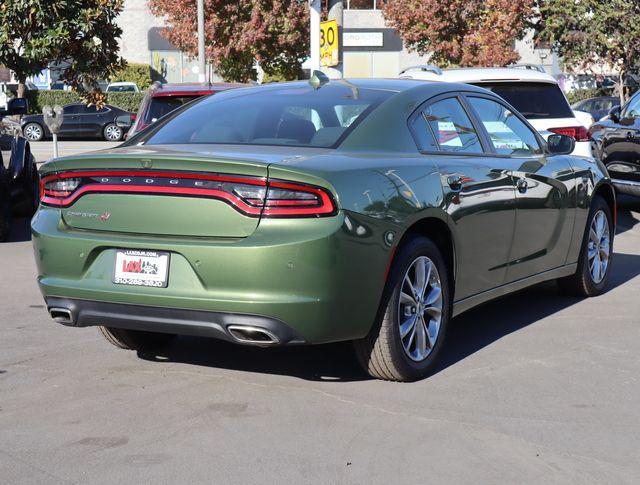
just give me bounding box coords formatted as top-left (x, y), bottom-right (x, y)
top-left (254, 78), bottom-right (451, 93)
top-left (149, 82), bottom-right (246, 97)
top-left (192, 78), bottom-right (492, 100)
top-left (108, 82), bottom-right (137, 86)
top-left (401, 67), bottom-right (559, 85)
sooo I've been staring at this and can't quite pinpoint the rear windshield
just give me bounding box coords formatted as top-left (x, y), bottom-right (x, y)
top-left (473, 82), bottom-right (573, 119)
top-left (135, 84), bottom-right (392, 148)
top-left (144, 96), bottom-right (202, 124)
top-left (108, 85), bottom-right (136, 93)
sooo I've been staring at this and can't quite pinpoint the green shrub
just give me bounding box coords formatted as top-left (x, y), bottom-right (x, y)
top-left (566, 88), bottom-right (602, 105)
top-left (26, 90), bottom-right (144, 114)
top-left (109, 62), bottom-right (154, 90)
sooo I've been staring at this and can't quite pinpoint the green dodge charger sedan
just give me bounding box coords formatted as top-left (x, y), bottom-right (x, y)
top-left (32, 77), bottom-right (615, 381)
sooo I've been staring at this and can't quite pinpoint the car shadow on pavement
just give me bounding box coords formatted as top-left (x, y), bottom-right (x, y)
top-left (434, 251), bottom-right (640, 376)
top-left (139, 338), bottom-right (369, 382)
top-left (616, 195), bottom-right (640, 236)
top-left (140, 251), bottom-right (640, 382)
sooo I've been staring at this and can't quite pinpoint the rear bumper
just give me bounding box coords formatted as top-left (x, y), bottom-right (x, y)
top-left (45, 297), bottom-right (307, 346)
top-left (32, 206), bottom-right (394, 344)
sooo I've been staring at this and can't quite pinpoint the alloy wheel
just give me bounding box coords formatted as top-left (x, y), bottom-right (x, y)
top-left (398, 256), bottom-right (443, 362)
top-left (24, 124), bottom-right (42, 141)
top-left (588, 209), bottom-right (610, 284)
top-left (104, 124), bottom-right (122, 141)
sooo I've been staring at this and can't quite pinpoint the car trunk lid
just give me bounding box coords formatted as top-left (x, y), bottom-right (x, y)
top-left (46, 145), bottom-right (277, 238)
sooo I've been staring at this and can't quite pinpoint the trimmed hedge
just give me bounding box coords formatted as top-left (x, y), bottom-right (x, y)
top-left (26, 90), bottom-right (145, 114)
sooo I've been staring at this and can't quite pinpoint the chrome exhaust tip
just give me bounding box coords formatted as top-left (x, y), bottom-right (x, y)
top-left (227, 325), bottom-right (279, 345)
top-left (49, 307), bottom-right (74, 325)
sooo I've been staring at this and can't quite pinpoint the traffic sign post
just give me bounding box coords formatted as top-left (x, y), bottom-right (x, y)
top-left (320, 20), bottom-right (339, 68)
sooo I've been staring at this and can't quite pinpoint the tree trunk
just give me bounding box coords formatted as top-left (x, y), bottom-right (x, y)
top-left (17, 81), bottom-right (26, 99)
top-left (619, 70), bottom-right (626, 107)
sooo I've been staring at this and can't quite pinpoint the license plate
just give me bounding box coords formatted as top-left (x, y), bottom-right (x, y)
top-left (113, 250), bottom-right (170, 288)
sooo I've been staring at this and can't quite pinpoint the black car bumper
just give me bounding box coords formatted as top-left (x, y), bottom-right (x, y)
top-left (44, 297), bottom-right (308, 346)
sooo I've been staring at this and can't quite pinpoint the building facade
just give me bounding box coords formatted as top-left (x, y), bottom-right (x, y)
top-left (117, 0), bottom-right (216, 83)
top-left (116, 0), bottom-right (562, 82)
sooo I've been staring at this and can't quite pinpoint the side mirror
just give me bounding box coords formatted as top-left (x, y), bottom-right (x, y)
top-left (115, 114), bottom-right (132, 130)
top-left (608, 105), bottom-right (621, 122)
top-left (0, 98), bottom-right (28, 116)
top-left (547, 134), bottom-right (575, 155)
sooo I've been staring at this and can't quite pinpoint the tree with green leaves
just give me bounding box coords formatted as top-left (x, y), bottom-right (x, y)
top-left (382, 0), bottom-right (533, 68)
top-left (0, 0), bottom-right (126, 105)
top-left (534, 0), bottom-right (640, 104)
top-left (148, 0), bottom-right (309, 83)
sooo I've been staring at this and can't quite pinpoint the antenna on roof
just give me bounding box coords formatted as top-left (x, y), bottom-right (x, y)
top-left (309, 70), bottom-right (330, 90)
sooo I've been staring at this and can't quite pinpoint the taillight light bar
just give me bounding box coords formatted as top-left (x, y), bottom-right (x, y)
top-left (549, 126), bottom-right (590, 142)
top-left (40, 170), bottom-right (337, 218)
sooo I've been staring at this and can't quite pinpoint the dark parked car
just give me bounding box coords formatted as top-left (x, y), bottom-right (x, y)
top-left (20, 103), bottom-right (134, 142)
top-left (590, 91), bottom-right (640, 196)
top-left (572, 96), bottom-right (619, 121)
top-left (125, 82), bottom-right (245, 137)
top-left (1, 99), bottom-right (39, 241)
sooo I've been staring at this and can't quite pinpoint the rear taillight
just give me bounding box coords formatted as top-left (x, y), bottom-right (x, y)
top-left (130, 113), bottom-right (137, 122)
top-left (549, 126), bottom-right (590, 142)
top-left (40, 170), bottom-right (336, 217)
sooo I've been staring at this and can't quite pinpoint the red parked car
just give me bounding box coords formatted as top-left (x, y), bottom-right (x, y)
top-left (124, 82), bottom-right (246, 137)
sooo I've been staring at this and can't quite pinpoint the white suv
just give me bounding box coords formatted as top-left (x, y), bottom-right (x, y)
top-left (400, 66), bottom-right (593, 158)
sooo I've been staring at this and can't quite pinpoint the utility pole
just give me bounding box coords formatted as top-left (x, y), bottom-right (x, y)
top-left (309, 0), bottom-right (321, 72)
top-left (197, 0), bottom-right (206, 83)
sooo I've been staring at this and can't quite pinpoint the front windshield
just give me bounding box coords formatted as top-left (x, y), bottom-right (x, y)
top-left (134, 83), bottom-right (392, 148)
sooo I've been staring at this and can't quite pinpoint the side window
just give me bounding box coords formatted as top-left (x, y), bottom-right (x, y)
top-left (623, 93), bottom-right (640, 118)
top-left (410, 113), bottom-right (438, 151)
top-left (423, 98), bottom-right (483, 153)
top-left (467, 97), bottom-right (542, 156)
top-left (63, 105), bottom-right (80, 115)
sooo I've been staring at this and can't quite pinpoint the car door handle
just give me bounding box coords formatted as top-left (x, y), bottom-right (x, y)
top-left (516, 178), bottom-right (528, 194)
top-left (447, 175), bottom-right (463, 192)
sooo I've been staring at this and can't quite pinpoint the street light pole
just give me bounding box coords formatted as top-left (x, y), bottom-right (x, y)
top-left (197, 0), bottom-right (206, 83)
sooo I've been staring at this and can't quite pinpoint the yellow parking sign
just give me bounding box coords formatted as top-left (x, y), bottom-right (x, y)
top-left (320, 20), bottom-right (339, 67)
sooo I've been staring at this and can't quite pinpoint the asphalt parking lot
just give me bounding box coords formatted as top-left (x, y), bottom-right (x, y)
top-left (29, 140), bottom-right (121, 164)
top-left (2, 140), bottom-right (120, 170)
top-left (1, 144), bottom-right (640, 482)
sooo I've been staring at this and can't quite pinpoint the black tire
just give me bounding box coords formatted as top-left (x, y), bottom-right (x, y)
top-left (558, 195), bottom-right (613, 297)
top-left (102, 123), bottom-right (123, 141)
top-left (0, 163), bottom-right (9, 241)
top-left (0, 197), bottom-right (10, 242)
top-left (23, 122), bottom-right (44, 142)
top-left (354, 236), bottom-right (451, 381)
top-left (98, 326), bottom-right (176, 351)
top-left (12, 153), bottom-right (39, 217)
